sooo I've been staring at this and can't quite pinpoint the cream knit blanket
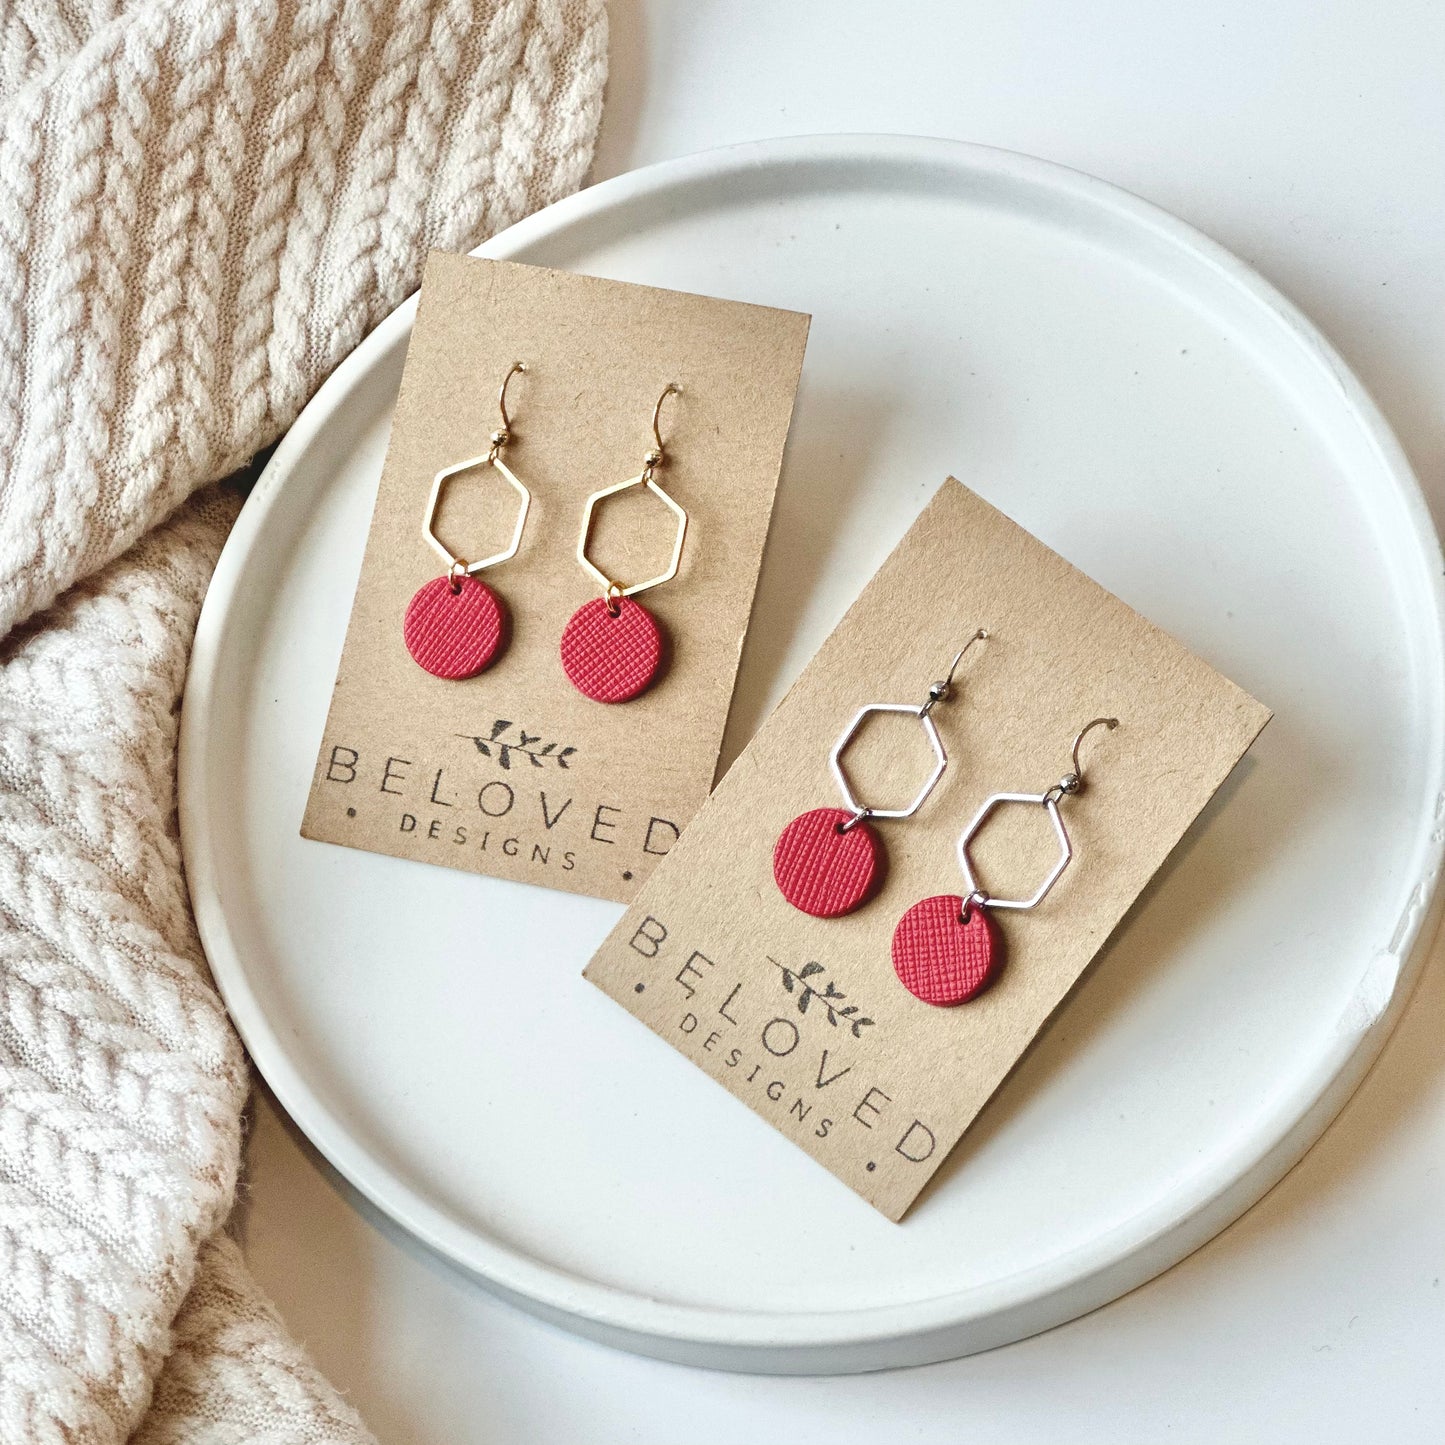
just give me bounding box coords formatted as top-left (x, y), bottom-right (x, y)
top-left (0, 2), bottom-right (606, 1439)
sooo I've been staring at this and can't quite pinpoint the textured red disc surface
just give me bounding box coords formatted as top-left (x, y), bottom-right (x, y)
top-left (560, 597), bottom-right (663, 703)
top-left (773, 807), bottom-right (883, 918)
top-left (403, 575), bottom-right (505, 679)
top-left (891, 895), bottom-right (1002, 1006)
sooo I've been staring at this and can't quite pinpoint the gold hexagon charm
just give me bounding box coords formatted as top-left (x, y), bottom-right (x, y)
top-left (422, 453), bottom-right (531, 576)
top-left (576, 472), bottom-right (688, 597)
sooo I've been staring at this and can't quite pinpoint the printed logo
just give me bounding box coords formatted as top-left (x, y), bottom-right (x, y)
top-left (456, 720), bottom-right (577, 771)
top-left (770, 957), bottom-right (875, 1038)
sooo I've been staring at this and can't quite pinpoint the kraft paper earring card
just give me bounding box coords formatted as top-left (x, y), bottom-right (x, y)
top-left (584, 480), bottom-right (1271, 1220)
top-left (302, 253), bottom-right (810, 903)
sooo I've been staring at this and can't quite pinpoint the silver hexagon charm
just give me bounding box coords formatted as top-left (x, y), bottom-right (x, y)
top-left (423, 453), bottom-right (531, 575)
top-left (577, 473), bottom-right (688, 598)
top-left (957, 791), bottom-right (1073, 911)
top-left (829, 703), bottom-right (947, 821)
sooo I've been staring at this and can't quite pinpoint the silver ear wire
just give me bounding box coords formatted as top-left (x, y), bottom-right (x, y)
top-left (830, 630), bottom-right (990, 830)
top-left (921, 628), bottom-right (989, 716)
top-left (960, 716), bottom-right (1119, 915)
top-left (1050, 716), bottom-right (1120, 800)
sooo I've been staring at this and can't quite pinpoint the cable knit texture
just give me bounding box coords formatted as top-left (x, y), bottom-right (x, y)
top-left (0, 1), bottom-right (607, 1440)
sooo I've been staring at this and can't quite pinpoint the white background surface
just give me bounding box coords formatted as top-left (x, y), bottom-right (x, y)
top-left (235, 3), bottom-right (1445, 1439)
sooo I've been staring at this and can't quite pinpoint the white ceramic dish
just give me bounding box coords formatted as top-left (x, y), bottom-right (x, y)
top-left (180, 136), bottom-right (1445, 1373)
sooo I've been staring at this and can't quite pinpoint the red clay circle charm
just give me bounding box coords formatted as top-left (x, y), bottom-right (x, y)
top-left (560, 596), bottom-right (663, 703)
top-left (403, 575), bottom-right (505, 679)
top-left (773, 807), bottom-right (883, 918)
top-left (891, 895), bottom-right (1002, 1006)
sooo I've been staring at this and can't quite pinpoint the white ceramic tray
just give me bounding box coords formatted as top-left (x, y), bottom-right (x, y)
top-left (180, 136), bottom-right (1445, 1373)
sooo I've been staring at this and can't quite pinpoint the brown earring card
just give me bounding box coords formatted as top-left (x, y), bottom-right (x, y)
top-left (583, 479), bottom-right (1271, 1220)
top-left (302, 253), bottom-right (810, 902)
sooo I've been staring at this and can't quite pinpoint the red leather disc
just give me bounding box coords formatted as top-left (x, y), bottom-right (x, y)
top-left (403, 575), bottom-right (505, 679)
top-left (891, 895), bottom-right (1002, 1006)
top-left (773, 807), bottom-right (883, 918)
top-left (560, 596), bottom-right (663, 703)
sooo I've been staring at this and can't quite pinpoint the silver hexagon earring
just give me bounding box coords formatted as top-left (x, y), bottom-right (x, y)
top-left (891, 716), bottom-right (1119, 1007)
top-left (403, 362), bottom-right (530, 680)
top-left (772, 631), bottom-right (989, 919)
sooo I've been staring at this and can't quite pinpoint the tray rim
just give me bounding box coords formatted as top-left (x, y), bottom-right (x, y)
top-left (179, 133), bottom-right (1445, 1372)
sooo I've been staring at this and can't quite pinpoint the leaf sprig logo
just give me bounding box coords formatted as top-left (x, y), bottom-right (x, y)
top-left (457, 720), bottom-right (577, 771)
top-left (770, 957), bottom-right (875, 1038)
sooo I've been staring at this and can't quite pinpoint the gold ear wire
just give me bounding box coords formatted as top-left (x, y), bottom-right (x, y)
top-left (575, 383), bottom-right (689, 606)
top-left (644, 383), bottom-right (681, 470)
top-left (491, 360), bottom-right (527, 449)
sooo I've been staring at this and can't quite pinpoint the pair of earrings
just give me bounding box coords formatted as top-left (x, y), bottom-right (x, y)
top-left (772, 633), bottom-right (1118, 1007)
top-left (402, 363), bottom-right (688, 705)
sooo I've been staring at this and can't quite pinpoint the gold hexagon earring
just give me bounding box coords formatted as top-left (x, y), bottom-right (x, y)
top-left (560, 383), bottom-right (687, 704)
top-left (402, 362), bottom-right (529, 680)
